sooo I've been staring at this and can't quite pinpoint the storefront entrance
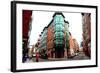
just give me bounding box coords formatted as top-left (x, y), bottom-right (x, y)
top-left (55, 46), bottom-right (64, 58)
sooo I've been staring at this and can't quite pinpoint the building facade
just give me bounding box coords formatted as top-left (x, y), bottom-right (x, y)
top-left (69, 33), bottom-right (75, 56)
top-left (46, 20), bottom-right (54, 58)
top-left (64, 21), bottom-right (70, 57)
top-left (22, 10), bottom-right (32, 62)
top-left (53, 12), bottom-right (65, 58)
top-left (82, 13), bottom-right (91, 57)
top-left (39, 27), bottom-right (48, 59)
top-left (73, 38), bottom-right (79, 54)
top-left (38, 12), bottom-right (73, 59)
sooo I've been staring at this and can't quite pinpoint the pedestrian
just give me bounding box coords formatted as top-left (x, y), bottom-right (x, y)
top-left (36, 52), bottom-right (39, 62)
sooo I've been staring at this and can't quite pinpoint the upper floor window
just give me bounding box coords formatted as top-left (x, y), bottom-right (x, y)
top-left (54, 15), bottom-right (64, 24)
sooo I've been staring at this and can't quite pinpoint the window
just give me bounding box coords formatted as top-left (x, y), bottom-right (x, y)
top-left (54, 16), bottom-right (59, 23)
top-left (54, 39), bottom-right (64, 45)
top-left (54, 15), bottom-right (64, 24)
top-left (59, 16), bottom-right (64, 22)
top-left (54, 24), bottom-right (64, 32)
top-left (54, 32), bottom-right (64, 39)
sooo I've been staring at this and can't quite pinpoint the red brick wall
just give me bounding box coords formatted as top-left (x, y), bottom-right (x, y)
top-left (23, 10), bottom-right (32, 38)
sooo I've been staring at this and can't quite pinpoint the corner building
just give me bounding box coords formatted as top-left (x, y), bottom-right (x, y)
top-left (39, 12), bottom-right (70, 59)
top-left (53, 12), bottom-right (65, 58)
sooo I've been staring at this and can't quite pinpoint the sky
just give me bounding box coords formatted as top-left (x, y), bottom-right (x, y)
top-left (29, 11), bottom-right (82, 47)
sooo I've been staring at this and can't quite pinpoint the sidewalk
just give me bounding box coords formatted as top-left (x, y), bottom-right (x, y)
top-left (25, 52), bottom-right (90, 63)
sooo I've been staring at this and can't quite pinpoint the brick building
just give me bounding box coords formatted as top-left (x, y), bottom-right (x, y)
top-left (38, 12), bottom-right (71, 58)
top-left (22, 10), bottom-right (32, 62)
top-left (82, 13), bottom-right (91, 57)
